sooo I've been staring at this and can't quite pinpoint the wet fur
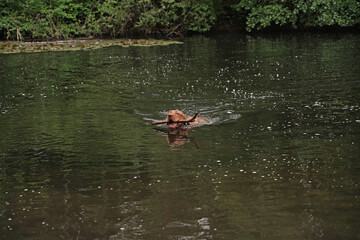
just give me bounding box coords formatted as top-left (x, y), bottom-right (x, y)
top-left (166, 110), bottom-right (206, 129)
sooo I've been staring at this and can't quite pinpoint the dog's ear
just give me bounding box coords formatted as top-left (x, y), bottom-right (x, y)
top-left (176, 110), bottom-right (187, 119)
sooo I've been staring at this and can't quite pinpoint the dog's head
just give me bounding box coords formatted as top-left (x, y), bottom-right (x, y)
top-left (166, 110), bottom-right (187, 129)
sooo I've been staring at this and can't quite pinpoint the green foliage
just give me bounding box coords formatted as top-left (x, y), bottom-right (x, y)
top-left (0, 0), bottom-right (359, 40)
top-left (233, 0), bottom-right (360, 31)
top-left (294, 0), bottom-right (360, 27)
top-left (234, 2), bottom-right (293, 31)
top-left (183, 0), bottom-right (217, 32)
top-left (0, 0), bottom-right (94, 40)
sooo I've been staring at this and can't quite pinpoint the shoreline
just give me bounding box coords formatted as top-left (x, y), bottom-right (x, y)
top-left (1, 29), bottom-right (359, 54)
top-left (0, 38), bottom-right (183, 54)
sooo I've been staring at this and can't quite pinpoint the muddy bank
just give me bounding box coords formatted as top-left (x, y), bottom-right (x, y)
top-left (0, 39), bottom-right (182, 54)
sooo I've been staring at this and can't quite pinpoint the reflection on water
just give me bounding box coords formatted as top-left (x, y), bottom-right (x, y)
top-left (0, 33), bottom-right (359, 239)
top-left (153, 127), bottom-right (199, 150)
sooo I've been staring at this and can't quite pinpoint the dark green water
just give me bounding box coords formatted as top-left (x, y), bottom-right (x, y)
top-left (0, 33), bottom-right (359, 240)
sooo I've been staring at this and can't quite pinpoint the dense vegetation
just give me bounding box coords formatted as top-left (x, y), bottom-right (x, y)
top-left (1, 0), bottom-right (359, 40)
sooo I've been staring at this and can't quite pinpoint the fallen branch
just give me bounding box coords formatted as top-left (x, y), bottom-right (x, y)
top-left (152, 111), bottom-right (200, 125)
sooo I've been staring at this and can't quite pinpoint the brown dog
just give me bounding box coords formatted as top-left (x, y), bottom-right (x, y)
top-left (166, 110), bottom-right (206, 129)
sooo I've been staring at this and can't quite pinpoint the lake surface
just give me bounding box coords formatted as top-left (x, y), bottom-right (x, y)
top-left (0, 33), bottom-right (359, 240)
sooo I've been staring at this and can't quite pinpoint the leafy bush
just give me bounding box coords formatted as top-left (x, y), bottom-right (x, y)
top-left (233, 0), bottom-right (360, 31)
top-left (0, 0), bottom-right (359, 40)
